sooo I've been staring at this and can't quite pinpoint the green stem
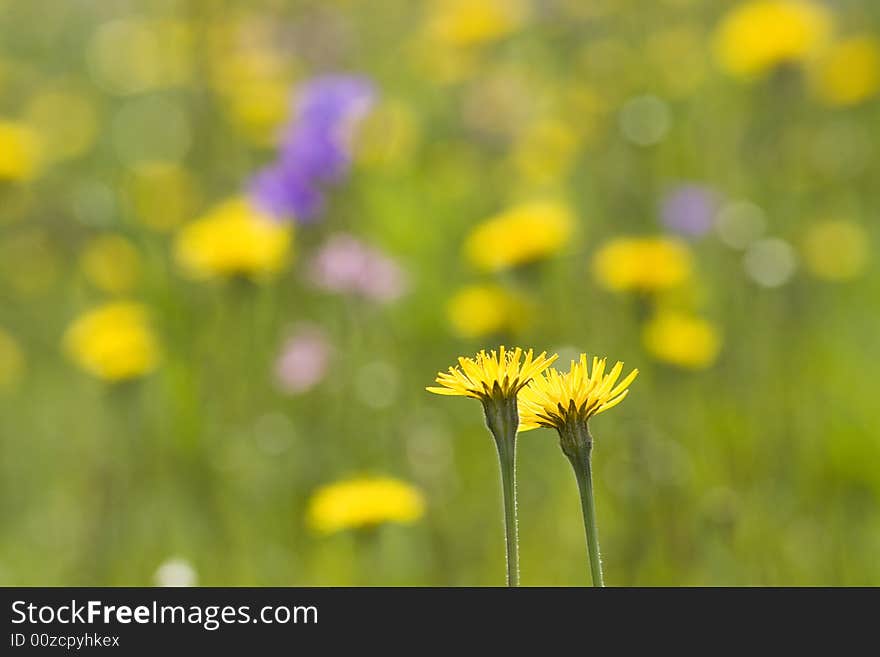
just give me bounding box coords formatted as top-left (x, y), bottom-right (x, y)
top-left (560, 421), bottom-right (604, 587)
top-left (496, 434), bottom-right (519, 587)
top-left (483, 397), bottom-right (520, 587)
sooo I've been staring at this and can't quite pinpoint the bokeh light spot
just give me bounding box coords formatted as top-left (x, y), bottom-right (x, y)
top-left (619, 94), bottom-right (671, 146)
top-left (716, 200), bottom-right (766, 249)
top-left (744, 238), bottom-right (797, 287)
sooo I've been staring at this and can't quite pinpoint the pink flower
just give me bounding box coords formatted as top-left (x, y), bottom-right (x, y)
top-left (308, 233), bottom-right (408, 303)
top-left (275, 324), bottom-right (332, 394)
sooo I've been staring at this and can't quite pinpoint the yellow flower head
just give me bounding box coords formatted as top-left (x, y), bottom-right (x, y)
top-left (426, 0), bottom-right (529, 47)
top-left (174, 197), bottom-right (292, 280)
top-left (810, 36), bottom-right (880, 106)
top-left (221, 75), bottom-right (290, 146)
top-left (713, 0), bottom-right (832, 79)
top-left (428, 346), bottom-right (557, 401)
top-left (446, 284), bottom-right (531, 338)
top-left (306, 476), bottom-right (426, 535)
top-left (0, 120), bottom-right (42, 182)
top-left (209, 37), bottom-right (292, 145)
top-left (464, 201), bottom-right (575, 273)
top-left (519, 355), bottom-right (638, 432)
top-left (593, 237), bottom-right (692, 293)
top-left (642, 310), bottom-right (721, 369)
top-left (63, 302), bottom-right (161, 381)
top-left (80, 235), bottom-right (142, 294)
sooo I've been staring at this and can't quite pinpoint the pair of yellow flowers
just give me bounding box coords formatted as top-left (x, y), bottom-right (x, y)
top-left (427, 346), bottom-right (638, 587)
top-left (428, 346), bottom-right (638, 431)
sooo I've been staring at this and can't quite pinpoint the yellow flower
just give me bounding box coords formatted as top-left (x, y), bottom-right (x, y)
top-left (63, 302), bottom-right (161, 381)
top-left (428, 346), bottom-right (557, 400)
top-left (174, 197), bottom-right (292, 280)
top-left (464, 201), bottom-right (574, 272)
top-left (0, 121), bottom-right (42, 182)
top-left (80, 235), bottom-right (142, 294)
top-left (426, 0), bottom-right (528, 47)
top-left (221, 76), bottom-right (291, 145)
top-left (446, 284), bottom-right (530, 338)
top-left (209, 37), bottom-right (293, 145)
top-left (519, 353), bottom-right (638, 586)
top-left (429, 346), bottom-right (556, 587)
top-left (801, 220), bottom-right (870, 281)
top-left (0, 328), bottom-right (25, 391)
top-left (306, 477), bottom-right (425, 534)
top-left (518, 355), bottom-right (638, 431)
top-left (642, 310), bottom-right (721, 369)
top-left (592, 237), bottom-right (692, 292)
top-left (810, 36), bottom-right (880, 106)
top-left (428, 348), bottom-right (555, 586)
top-left (713, 0), bottom-right (832, 79)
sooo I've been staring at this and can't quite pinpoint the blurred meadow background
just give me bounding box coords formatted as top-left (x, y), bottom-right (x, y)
top-left (1, 0), bottom-right (879, 586)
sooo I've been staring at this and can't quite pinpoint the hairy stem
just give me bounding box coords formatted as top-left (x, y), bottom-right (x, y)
top-left (483, 397), bottom-right (520, 587)
top-left (560, 421), bottom-right (604, 587)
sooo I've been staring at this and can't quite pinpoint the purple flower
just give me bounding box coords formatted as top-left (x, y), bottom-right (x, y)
top-left (275, 324), bottom-right (332, 394)
top-left (250, 166), bottom-right (325, 222)
top-left (660, 184), bottom-right (719, 237)
top-left (250, 75), bottom-right (375, 223)
top-left (308, 233), bottom-right (407, 303)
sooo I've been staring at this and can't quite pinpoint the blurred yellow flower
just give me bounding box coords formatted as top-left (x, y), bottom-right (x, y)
top-left (447, 284), bottom-right (530, 338)
top-left (0, 328), bottom-right (25, 391)
top-left (810, 36), bottom-right (880, 106)
top-left (174, 197), bottom-right (292, 280)
top-left (518, 354), bottom-right (638, 431)
top-left (427, 346), bottom-right (557, 400)
top-left (426, 0), bottom-right (529, 47)
top-left (593, 237), bottom-right (692, 292)
top-left (210, 37), bottom-right (295, 145)
top-left (80, 235), bottom-right (142, 294)
top-left (222, 76), bottom-right (291, 145)
top-left (465, 201), bottom-right (574, 272)
top-left (63, 302), bottom-right (161, 381)
top-left (642, 310), bottom-right (721, 369)
top-left (801, 220), bottom-right (870, 281)
top-left (125, 163), bottom-right (200, 233)
top-left (713, 0), bottom-right (832, 78)
top-left (307, 477), bottom-right (426, 534)
top-left (25, 88), bottom-right (98, 163)
top-left (0, 121), bottom-right (42, 181)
